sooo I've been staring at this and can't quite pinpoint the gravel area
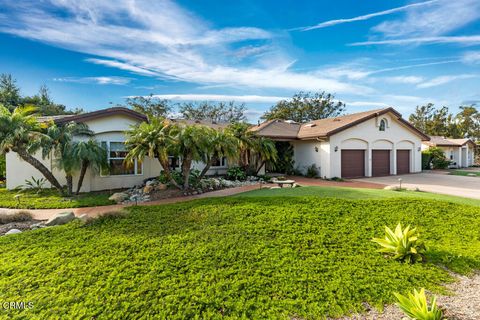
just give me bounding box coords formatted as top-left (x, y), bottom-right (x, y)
top-left (333, 272), bottom-right (480, 320)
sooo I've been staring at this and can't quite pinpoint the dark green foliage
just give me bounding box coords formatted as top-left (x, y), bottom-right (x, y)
top-left (423, 147), bottom-right (450, 169)
top-left (0, 188), bottom-right (114, 209)
top-left (268, 141), bottom-right (294, 174)
top-left (0, 154), bottom-right (5, 179)
top-left (1, 196), bottom-right (479, 319)
top-left (306, 164), bottom-right (319, 178)
top-left (226, 166), bottom-right (247, 181)
top-left (179, 101), bottom-right (247, 123)
top-left (122, 94), bottom-right (172, 119)
top-left (422, 152), bottom-right (431, 170)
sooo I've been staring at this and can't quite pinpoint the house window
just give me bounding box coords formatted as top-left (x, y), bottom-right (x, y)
top-left (212, 157), bottom-right (227, 167)
top-left (379, 119), bottom-right (386, 131)
top-left (101, 141), bottom-right (142, 176)
top-left (168, 156), bottom-right (179, 170)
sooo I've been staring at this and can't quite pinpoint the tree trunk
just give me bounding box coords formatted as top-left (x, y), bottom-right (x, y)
top-left (66, 174), bottom-right (73, 196)
top-left (76, 160), bottom-right (89, 195)
top-left (157, 154), bottom-right (181, 190)
top-left (256, 160), bottom-right (266, 175)
top-left (198, 157), bottom-right (217, 181)
top-left (181, 154), bottom-right (193, 190)
top-left (13, 148), bottom-right (63, 191)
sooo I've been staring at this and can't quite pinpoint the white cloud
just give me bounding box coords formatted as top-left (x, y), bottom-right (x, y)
top-left (350, 36), bottom-right (480, 46)
top-left (417, 74), bottom-right (477, 88)
top-left (136, 94), bottom-right (289, 103)
top-left (383, 76), bottom-right (424, 84)
top-left (54, 76), bottom-right (131, 85)
top-left (346, 101), bottom-right (390, 108)
top-left (0, 0), bottom-right (369, 94)
top-left (462, 51), bottom-right (480, 64)
top-left (298, 0), bottom-right (438, 31)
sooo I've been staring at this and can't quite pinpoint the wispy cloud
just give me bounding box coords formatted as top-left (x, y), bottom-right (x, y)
top-left (54, 76), bottom-right (131, 85)
top-left (350, 35), bottom-right (480, 46)
top-left (0, 0), bottom-right (369, 94)
top-left (383, 76), bottom-right (424, 84)
top-left (136, 94), bottom-right (288, 103)
top-left (417, 74), bottom-right (477, 88)
top-left (297, 0), bottom-right (438, 31)
top-left (462, 51), bottom-right (480, 64)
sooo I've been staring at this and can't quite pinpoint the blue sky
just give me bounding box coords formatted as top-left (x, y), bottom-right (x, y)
top-left (0, 0), bottom-right (479, 121)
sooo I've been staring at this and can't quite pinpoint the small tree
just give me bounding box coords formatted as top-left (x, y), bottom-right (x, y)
top-left (198, 129), bottom-right (239, 180)
top-left (253, 137), bottom-right (278, 174)
top-left (123, 94), bottom-right (171, 118)
top-left (73, 140), bottom-right (108, 194)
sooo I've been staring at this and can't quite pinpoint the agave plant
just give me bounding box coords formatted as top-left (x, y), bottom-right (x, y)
top-left (372, 223), bottom-right (426, 263)
top-left (394, 288), bottom-right (443, 320)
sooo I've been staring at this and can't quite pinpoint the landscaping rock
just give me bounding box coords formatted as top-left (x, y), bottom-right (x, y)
top-left (30, 222), bottom-right (45, 230)
top-left (5, 229), bottom-right (22, 235)
top-left (77, 214), bottom-right (89, 223)
top-left (109, 192), bottom-right (129, 203)
top-left (45, 211), bottom-right (75, 226)
top-left (145, 180), bottom-right (156, 186)
top-left (143, 185), bottom-right (154, 194)
top-left (155, 183), bottom-right (167, 191)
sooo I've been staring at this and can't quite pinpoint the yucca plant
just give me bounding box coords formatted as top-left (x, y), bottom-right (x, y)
top-left (372, 223), bottom-right (426, 263)
top-left (394, 288), bottom-right (443, 320)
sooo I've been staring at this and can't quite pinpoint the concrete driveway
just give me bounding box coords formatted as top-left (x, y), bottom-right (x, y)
top-left (358, 172), bottom-right (480, 199)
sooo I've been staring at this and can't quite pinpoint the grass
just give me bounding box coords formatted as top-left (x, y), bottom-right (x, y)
top-left (449, 169), bottom-right (480, 177)
top-left (1, 192), bottom-right (479, 319)
top-left (238, 185), bottom-right (480, 207)
top-left (0, 188), bottom-right (114, 209)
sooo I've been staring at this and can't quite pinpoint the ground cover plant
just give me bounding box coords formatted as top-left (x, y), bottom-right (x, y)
top-left (1, 193), bottom-right (479, 319)
top-left (0, 188), bottom-right (113, 209)
top-left (449, 169), bottom-right (480, 177)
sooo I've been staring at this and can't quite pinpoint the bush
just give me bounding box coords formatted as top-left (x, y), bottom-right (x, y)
top-left (0, 154), bottom-right (5, 180)
top-left (158, 170), bottom-right (201, 188)
top-left (372, 223), bottom-right (426, 263)
top-left (306, 164), bottom-right (319, 178)
top-left (394, 288), bottom-right (443, 320)
top-left (422, 147), bottom-right (450, 170)
top-left (226, 166), bottom-right (247, 181)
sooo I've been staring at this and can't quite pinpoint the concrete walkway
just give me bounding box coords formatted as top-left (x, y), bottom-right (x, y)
top-left (358, 172), bottom-right (480, 200)
top-left (0, 184), bottom-right (262, 220)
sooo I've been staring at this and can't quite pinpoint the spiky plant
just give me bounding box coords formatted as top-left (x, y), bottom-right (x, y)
top-left (394, 288), bottom-right (443, 320)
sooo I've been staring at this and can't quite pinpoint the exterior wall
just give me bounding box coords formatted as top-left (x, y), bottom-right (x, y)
top-left (6, 114), bottom-right (226, 192)
top-left (421, 143), bottom-right (475, 168)
top-left (291, 140), bottom-right (327, 177)
top-left (328, 113), bottom-right (423, 178)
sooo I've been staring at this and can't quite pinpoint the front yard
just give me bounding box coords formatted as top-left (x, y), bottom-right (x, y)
top-left (449, 169), bottom-right (480, 177)
top-left (1, 187), bottom-right (479, 319)
top-left (0, 188), bottom-right (114, 209)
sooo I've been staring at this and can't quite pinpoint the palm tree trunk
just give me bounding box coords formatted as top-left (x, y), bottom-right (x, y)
top-left (13, 148), bottom-right (63, 191)
top-left (66, 174), bottom-right (73, 196)
top-left (76, 160), bottom-right (89, 195)
top-left (198, 157), bottom-right (216, 181)
top-left (181, 154), bottom-right (193, 190)
top-left (256, 160), bottom-right (266, 175)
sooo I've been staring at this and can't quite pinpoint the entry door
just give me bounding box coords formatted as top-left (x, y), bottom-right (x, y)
top-left (372, 150), bottom-right (390, 177)
top-left (341, 150), bottom-right (365, 178)
top-left (396, 150), bottom-right (410, 175)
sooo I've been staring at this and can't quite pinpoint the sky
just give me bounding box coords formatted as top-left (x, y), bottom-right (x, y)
top-left (0, 0), bottom-right (479, 121)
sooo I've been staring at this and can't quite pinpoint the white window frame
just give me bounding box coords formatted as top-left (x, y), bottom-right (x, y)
top-left (211, 156), bottom-right (228, 168)
top-left (101, 141), bottom-right (143, 177)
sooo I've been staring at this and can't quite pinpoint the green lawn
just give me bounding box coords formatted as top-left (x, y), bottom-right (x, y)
top-left (449, 169), bottom-right (480, 177)
top-left (0, 188), bottom-right (114, 209)
top-left (238, 185), bottom-right (480, 207)
top-left (1, 190), bottom-right (480, 319)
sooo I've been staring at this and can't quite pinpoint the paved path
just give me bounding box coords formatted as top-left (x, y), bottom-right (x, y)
top-left (0, 185), bottom-right (262, 220)
top-left (358, 172), bottom-right (480, 199)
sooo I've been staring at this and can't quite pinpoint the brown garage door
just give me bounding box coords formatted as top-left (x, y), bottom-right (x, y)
top-left (397, 150), bottom-right (410, 175)
top-left (372, 150), bottom-right (390, 177)
top-left (341, 150), bottom-right (365, 178)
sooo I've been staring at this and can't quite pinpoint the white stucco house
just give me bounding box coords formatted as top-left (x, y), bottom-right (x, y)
top-left (6, 107), bottom-right (230, 192)
top-left (421, 136), bottom-right (476, 168)
top-left (251, 107), bottom-right (430, 178)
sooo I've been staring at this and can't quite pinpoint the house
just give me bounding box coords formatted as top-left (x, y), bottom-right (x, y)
top-left (251, 107), bottom-right (430, 178)
top-left (6, 107), bottom-right (230, 192)
top-left (421, 136), bottom-right (476, 168)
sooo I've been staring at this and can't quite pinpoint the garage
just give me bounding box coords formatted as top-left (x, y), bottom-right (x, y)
top-left (396, 150), bottom-right (410, 175)
top-left (372, 150), bottom-right (390, 177)
top-left (341, 150), bottom-right (365, 178)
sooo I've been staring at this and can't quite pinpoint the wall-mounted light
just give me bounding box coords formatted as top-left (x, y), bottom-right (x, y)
top-left (314, 146), bottom-right (319, 152)
top-left (334, 146), bottom-right (339, 152)
top-left (417, 147), bottom-right (421, 152)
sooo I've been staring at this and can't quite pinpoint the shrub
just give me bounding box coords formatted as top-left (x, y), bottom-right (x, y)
top-left (226, 166), bottom-right (247, 181)
top-left (0, 210), bottom-right (32, 224)
top-left (372, 223), bottom-right (426, 263)
top-left (256, 175), bottom-right (272, 182)
top-left (422, 147), bottom-right (450, 170)
top-left (306, 164), bottom-right (319, 178)
top-left (394, 288), bottom-right (443, 320)
top-left (22, 176), bottom-right (47, 193)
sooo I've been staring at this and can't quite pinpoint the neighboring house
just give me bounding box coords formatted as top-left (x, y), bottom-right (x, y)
top-left (422, 136), bottom-right (476, 168)
top-left (251, 107), bottom-right (430, 178)
top-left (6, 107), bottom-right (230, 192)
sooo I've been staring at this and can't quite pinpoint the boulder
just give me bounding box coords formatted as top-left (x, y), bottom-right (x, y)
top-left (155, 183), bottom-right (168, 191)
top-left (30, 222), bottom-right (45, 230)
top-left (143, 185), bottom-right (154, 194)
top-left (77, 214), bottom-right (89, 223)
top-left (145, 180), bottom-right (156, 187)
top-left (45, 211), bottom-right (75, 226)
top-left (109, 192), bottom-right (129, 203)
top-left (5, 229), bottom-right (22, 235)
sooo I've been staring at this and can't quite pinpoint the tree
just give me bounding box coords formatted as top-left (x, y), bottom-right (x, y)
top-left (198, 129), bottom-right (239, 180)
top-left (0, 74), bottom-right (21, 111)
top-left (252, 137), bottom-right (278, 174)
top-left (262, 91), bottom-right (345, 123)
top-left (456, 106), bottom-right (480, 139)
top-left (72, 140), bottom-right (108, 195)
top-left (125, 118), bottom-right (181, 189)
top-left (179, 101), bottom-right (247, 123)
top-left (409, 103), bottom-right (459, 137)
top-left (0, 105), bottom-right (62, 190)
top-left (123, 94), bottom-right (171, 118)
top-left (225, 122), bottom-right (255, 168)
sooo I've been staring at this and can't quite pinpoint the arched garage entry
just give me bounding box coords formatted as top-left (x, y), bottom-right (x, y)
top-left (396, 140), bottom-right (414, 175)
top-left (372, 139), bottom-right (393, 177)
top-left (340, 139), bottom-right (368, 178)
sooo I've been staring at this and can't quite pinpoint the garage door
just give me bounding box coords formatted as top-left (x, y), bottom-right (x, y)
top-left (341, 150), bottom-right (365, 178)
top-left (397, 150), bottom-right (410, 175)
top-left (372, 150), bottom-right (390, 177)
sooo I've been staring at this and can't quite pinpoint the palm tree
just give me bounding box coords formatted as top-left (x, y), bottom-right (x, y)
top-left (125, 118), bottom-right (181, 189)
top-left (0, 105), bottom-right (63, 190)
top-left (253, 137), bottom-right (278, 174)
top-left (72, 139), bottom-right (108, 195)
top-left (198, 129), bottom-right (239, 180)
top-left (225, 122), bottom-right (255, 168)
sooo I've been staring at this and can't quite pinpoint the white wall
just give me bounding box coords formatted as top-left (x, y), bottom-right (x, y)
top-left (291, 140), bottom-right (326, 177)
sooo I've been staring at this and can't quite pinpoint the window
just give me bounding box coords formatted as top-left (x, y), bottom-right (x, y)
top-left (101, 141), bottom-right (142, 176)
top-left (212, 157), bottom-right (227, 167)
top-left (379, 119), bottom-right (386, 131)
top-left (168, 156), bottom-right (179, 170)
